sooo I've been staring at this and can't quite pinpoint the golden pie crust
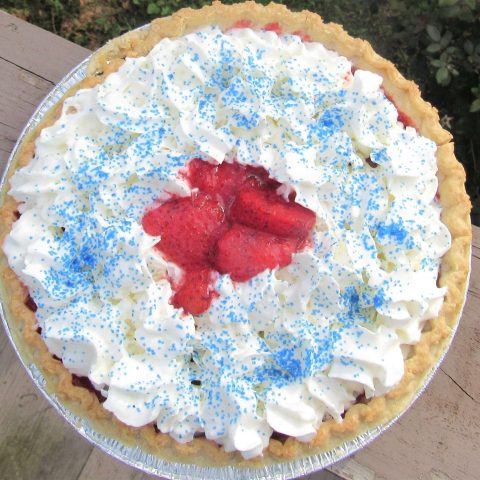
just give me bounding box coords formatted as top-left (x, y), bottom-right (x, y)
top-left (0, 1), bottom-right (472, 467)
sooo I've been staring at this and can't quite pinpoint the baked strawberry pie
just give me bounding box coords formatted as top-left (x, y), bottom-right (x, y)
top-left (0, 1), bottom-right (471, 465)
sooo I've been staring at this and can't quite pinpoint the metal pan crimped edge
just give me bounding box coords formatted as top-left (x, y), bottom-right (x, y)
top-left (0, 31), bottom-right (471, 480)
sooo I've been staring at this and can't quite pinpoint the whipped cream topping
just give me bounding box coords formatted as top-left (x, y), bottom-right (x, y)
top-left (4, 26), bottom-right (451, 458)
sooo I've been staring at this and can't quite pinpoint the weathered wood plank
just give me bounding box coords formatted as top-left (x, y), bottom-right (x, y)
top-left (350, 362), bottom-right (480, 480)
top-left (0, 58), bottom-right (54, 170)
top-left (77, 447), bottom-right (158, 480)
top-left (329, 458), bottom-right (375, 480)
top-left (0, 336), bottom-right (94, 480)
top-left (0, 11), bottom-right (89, 174)
top-left (0, 12), bottom-right (94, 480)
top-left (441, 290), bottom-right (480, 401)
top-left (0, 11), bottom-right (90, 84)
top-left (472, 224), bottom-right (480, 250)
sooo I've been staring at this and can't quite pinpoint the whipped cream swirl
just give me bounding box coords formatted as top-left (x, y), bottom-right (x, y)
top-left (4, 26), bottom-right (450, 458)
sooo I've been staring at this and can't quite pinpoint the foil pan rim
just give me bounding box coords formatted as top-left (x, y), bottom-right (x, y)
top-left (0, 38), bottom-right (471, 480)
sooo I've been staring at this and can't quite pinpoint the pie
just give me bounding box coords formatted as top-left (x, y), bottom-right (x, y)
top-left (0, 0), bottom-right (472, 467)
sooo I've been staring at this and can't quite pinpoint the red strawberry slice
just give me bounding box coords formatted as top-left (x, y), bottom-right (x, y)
top-left (187, 158), bottom-right (278, 208)
top-left (172, 268), bottom-right (217, 315)
top-left (231, 188), bottom-right (316, 239)
top-left (214, 224), bottom-right (299, 282)
top-left (142, 192), bottom-right (226, 268)
top-left (187, 159), bottom-right (248, 205)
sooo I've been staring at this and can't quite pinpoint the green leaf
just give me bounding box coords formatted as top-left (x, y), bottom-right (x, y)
top-left (464, 0), bottom-right (476, 9)
top-left (147, 2), bottom-right (160, 15)
top-left (431, 59), bottom-right (445, 67)
top-left (427, 43), bottom-right (442, 53)
top-left (442, 5), bottom-right (462, 17)
top-left (438, 0), bottom-right (458, 5)
top-left (426, 25), bottom-right (441, 42)
top-left (470, 98), bottom-right (480, 112)
top-left (436, 66), bottom-right (451, 85)
top-left (440, 31), bottom-right (453, 47)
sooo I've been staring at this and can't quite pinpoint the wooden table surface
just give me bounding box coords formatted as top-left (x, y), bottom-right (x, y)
top-left (0, 10), bottom-right (479, 480)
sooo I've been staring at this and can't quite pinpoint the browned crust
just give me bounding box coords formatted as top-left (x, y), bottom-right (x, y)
top-left (0, 0), bottom-right (472, 468)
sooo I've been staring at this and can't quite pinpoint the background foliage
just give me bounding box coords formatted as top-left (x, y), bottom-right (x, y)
top-left (3, 0), bottom-right (480, 224)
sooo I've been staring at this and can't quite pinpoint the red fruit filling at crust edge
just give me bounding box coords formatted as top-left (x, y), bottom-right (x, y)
top-left (142, 159), bottom-right (316, 315)
top-left (382, 88), bottom-right (416, 128)
top-left (347, 67), bottom-right (415, 128)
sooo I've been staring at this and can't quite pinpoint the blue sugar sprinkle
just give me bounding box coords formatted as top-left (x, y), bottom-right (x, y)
top-left (341, 286), bottom-right (360, 315)
top-left (273, 348), bottom-right (302, 378)
top-left (373, 288), bottom-right (385, 308)
top-left (377, 220), bottom-right (408, 244)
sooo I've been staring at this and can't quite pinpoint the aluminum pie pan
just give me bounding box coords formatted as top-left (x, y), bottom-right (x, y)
top-left (0, 40), bottom-right (471, 480)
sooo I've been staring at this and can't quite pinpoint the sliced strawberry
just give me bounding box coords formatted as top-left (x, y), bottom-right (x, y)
top-left (214, 224), bottom-right (298, 282)
top-left (143, 158), bottom-right (315, 315)
top-left (187, 158), bottom-right (276, 208)
top-left (142, 192), bottom-right (226, 268)
top-left (186, 158), bottom-right (216, 191)
top-left (187, 159), bottom-right (247, 204)
top-left (172, 268), bottom-right (217, 315)
top-left (231, 188), bottom-right (316, 239)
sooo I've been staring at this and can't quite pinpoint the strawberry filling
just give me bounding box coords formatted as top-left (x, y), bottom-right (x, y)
top-left (142, 159), bottom-right (316, 315)
top-left (229, 19), bottom-right (253, 30)
top-left (263, 22), bottom-right (282, 35)
top-left (382, 88), bottom-right (416, 128)
top-left (214, 223), bottom-right (300, 282)
top-left (231, 188), bottom-right (315, 239)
